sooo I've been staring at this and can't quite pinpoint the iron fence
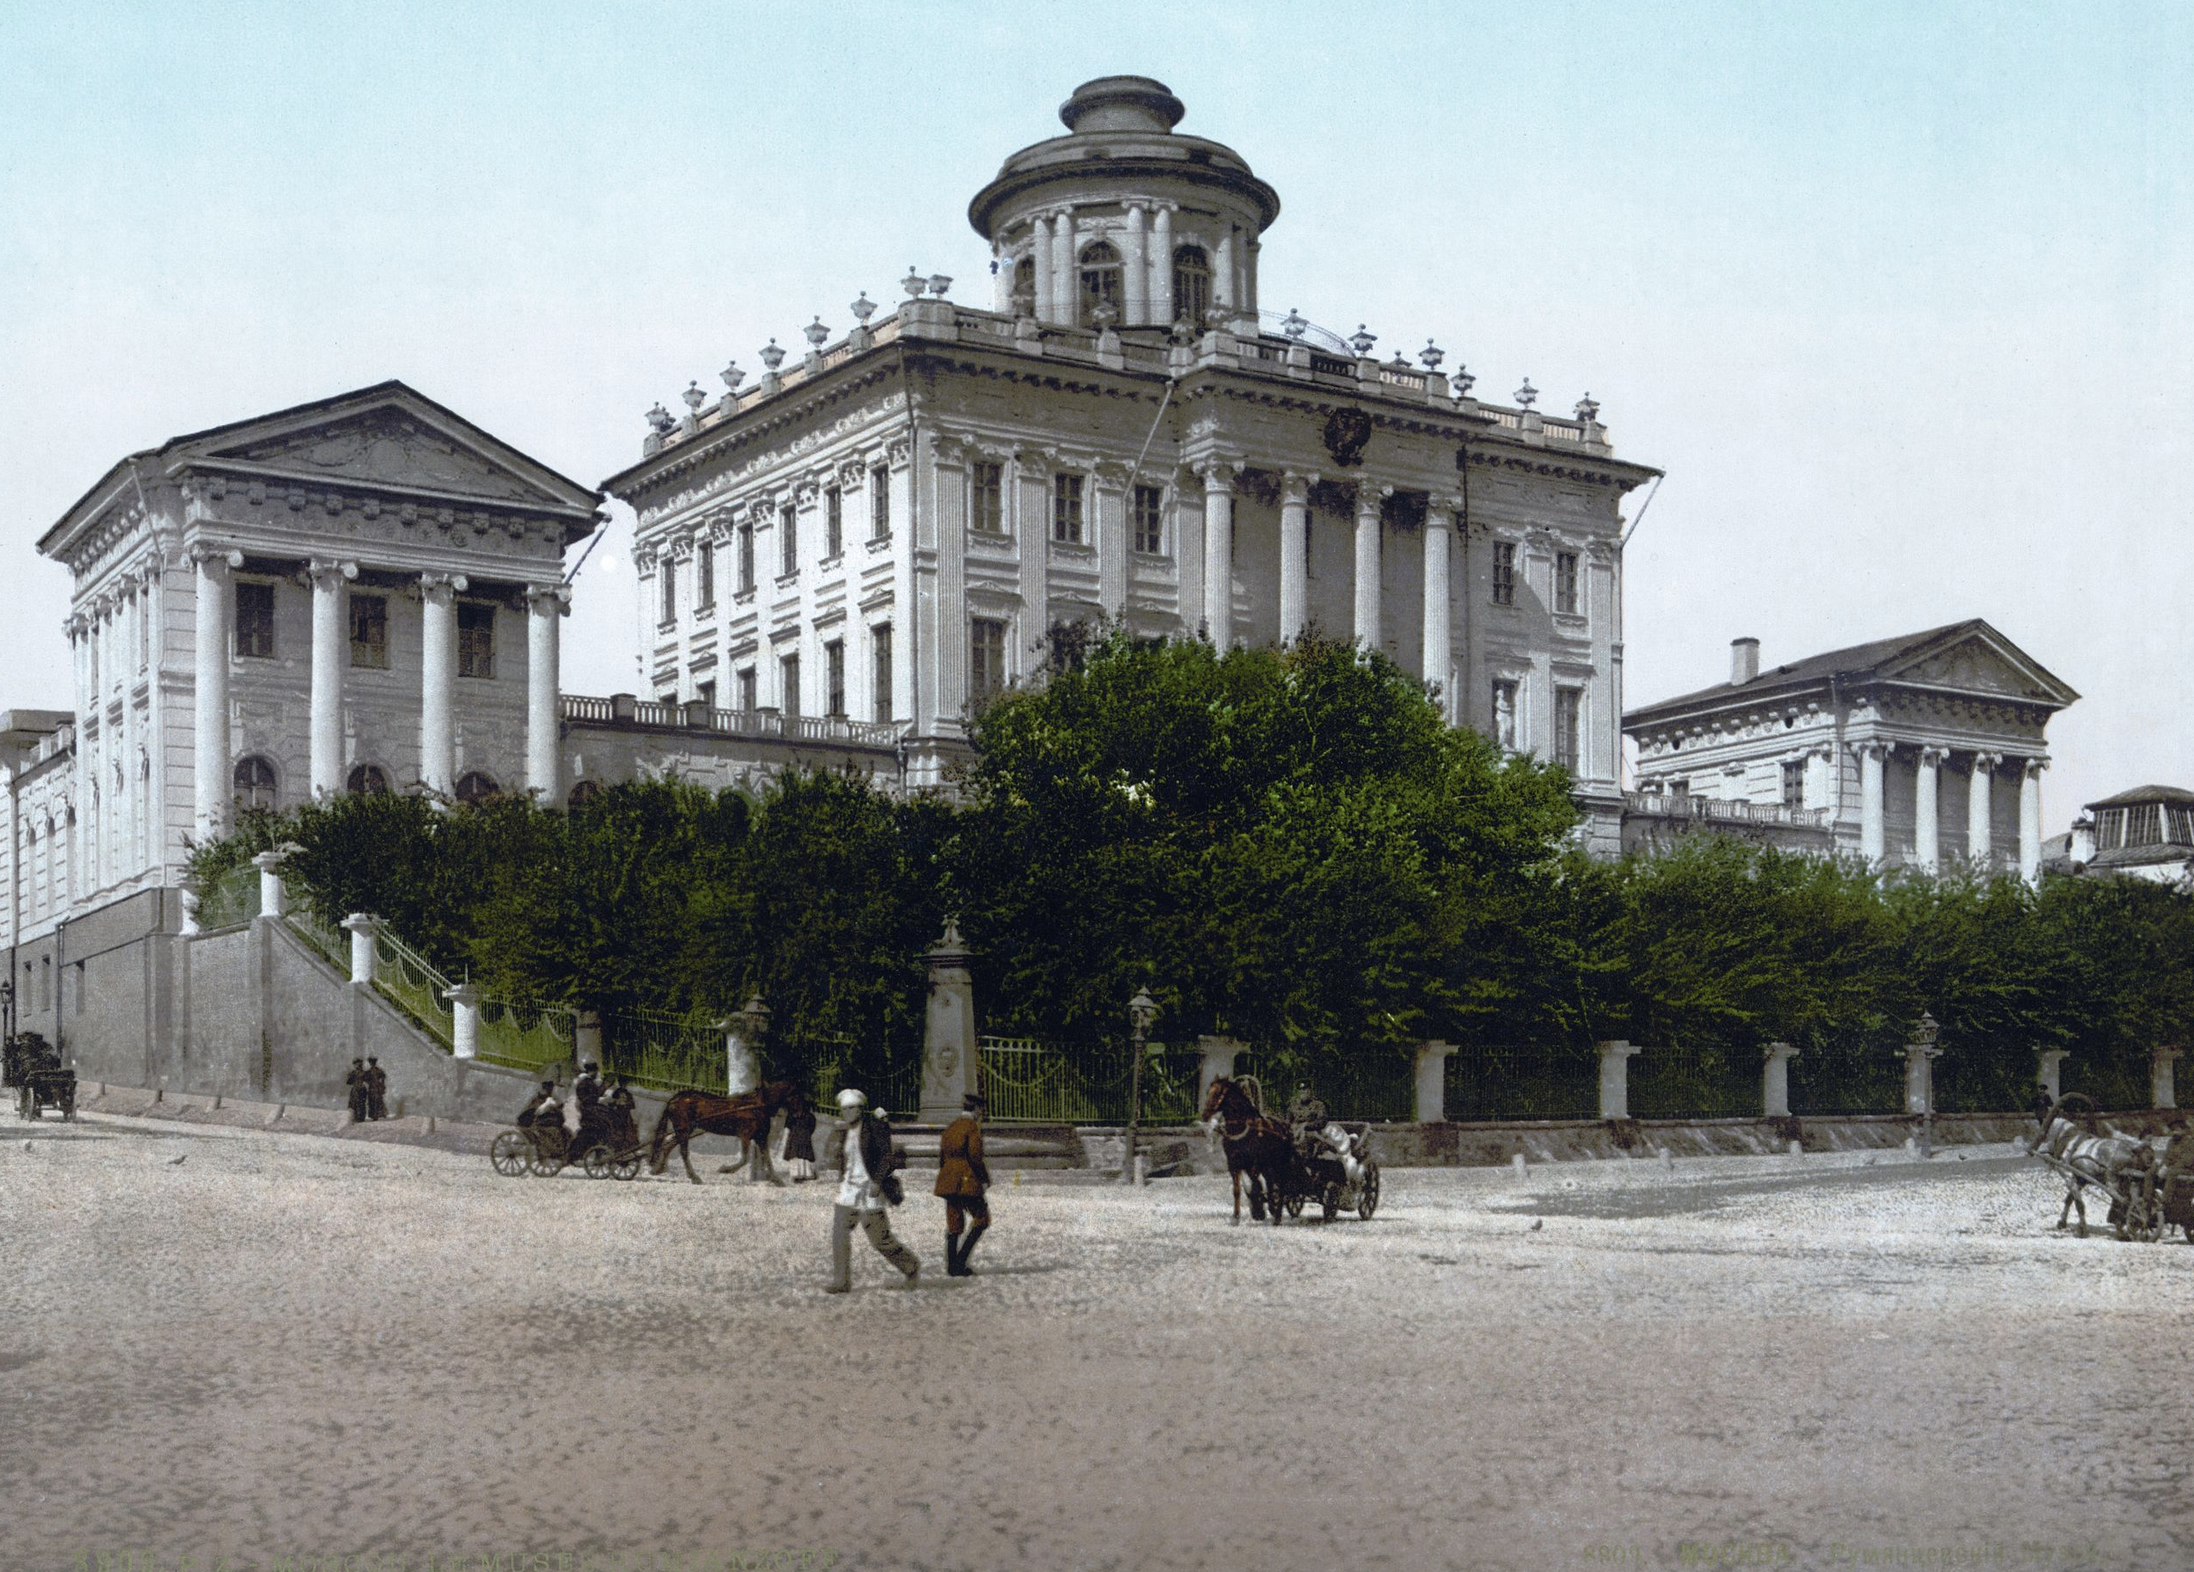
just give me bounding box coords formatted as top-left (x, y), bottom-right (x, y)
top-left (1444, 1045), bottom-right (1600, 1121)
top-left (1628, 1047), bottom-right (1762, 1120)
top-left (195, 864), bottom-right (261, 931)
top-left (610, 1007), bottom-right (725, 1093)
top-left (371, 929), bottom-right (457, 1050)
top-left (977, 1037), bottom-right (1203, 1125)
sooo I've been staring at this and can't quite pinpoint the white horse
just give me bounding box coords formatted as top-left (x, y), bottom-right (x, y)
top-left (2028, 1094), bottom-right (2157, 1239)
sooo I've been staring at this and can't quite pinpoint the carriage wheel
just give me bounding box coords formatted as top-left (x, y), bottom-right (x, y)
top-left (489, 1131), bottom-right (530, 1178)
top-left (583, 1145), bottom-right (615, 1180)
top-left (613, 1153), bottom-right (643, 1182)
top-left (1284, 1189), bottom-right (1307, 1219)
top-left (1358, 1164), bottom-right (1381, 1220)
top-left (529, 1140), bottom-right (565, 1177)
top-left (1321, 1184), bottom-right (1341, 1223)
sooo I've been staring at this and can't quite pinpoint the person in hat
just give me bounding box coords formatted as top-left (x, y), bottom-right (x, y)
top-left (781, 1089), bottom-right (819, 1183)
top-left (934, 1091), bottom-right (993, 1277)
top-left (821, 1087), bottom-right (919, 1293)
top-left (364, 1056), bottom-right (388, 1121)
top-left (345, 1058), bottom-right (370, 1124)
top-left (516, 1079), bottom-right (561, 1129)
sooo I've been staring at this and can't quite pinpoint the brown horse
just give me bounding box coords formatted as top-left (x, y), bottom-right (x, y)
top-left (1201, 1076), bottom-right (1293, 1227)
top-left (649, 1082), bottom-right (809, 1185)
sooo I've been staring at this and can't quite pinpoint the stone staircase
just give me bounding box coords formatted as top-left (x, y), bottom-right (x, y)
top-left (890, 1123), bottom-right (1085, 1171)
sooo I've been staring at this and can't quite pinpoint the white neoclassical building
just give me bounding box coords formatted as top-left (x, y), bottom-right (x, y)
top-left (1623, 621), bottom-right (2079, 879)
top-left (605, 76), bottom-right (1660, 846)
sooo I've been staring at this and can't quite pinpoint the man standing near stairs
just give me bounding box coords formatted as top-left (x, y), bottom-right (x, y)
top-left (935, 1092), bottom-right (992, 1277)
top-left (822, 1088), bottom-right (920, 1294)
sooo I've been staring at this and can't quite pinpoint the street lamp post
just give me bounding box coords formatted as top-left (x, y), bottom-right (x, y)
top-left (1123, 986), bottom-right (1160, 1185)
top-left (1913, 1010), bottom-right (1940, 1160)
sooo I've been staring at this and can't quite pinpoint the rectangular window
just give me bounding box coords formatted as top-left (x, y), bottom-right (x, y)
top-left (1491, 542), bottom-right (1516, 607)
top-left (2129, 803), bottom-right (2162, 846)
top-left (1052, 473), bottom-right (1085, 544)
top-left (1781, 759), bottom-right (1805, 810)
top-left (972, 462), bottom-right (1005, 534)
top-left (1554, 687), bottom-right (1582, 772)
top-left (348, 593), bottom-right (388, 669)
top-left (458, 602), bottom-right (496, 679)
top-left (1672, 779), bottom-right (1691, 802)
top-left (1555, 551), bottom-right (1579, 615)
top-left (696, 540), bottom-right (715, 609)
top-left (825, 639), bottom-right (846, 718)
top-left (737, 666), bottom-right (756, 712)
top-left (970, 618), bottom-right (1006, 700)
top-left (738, 521), bottom-right (755, 593)
top-left (659, 556), bottom-right (678, 625)
top-left (780, 652), bottom-right (801, 718)
top-left (825, 488), bottom-right (843, 558)
top-left (873, 624), bottom-right (893, 724)
top-left (779, 504), bottom-right (798, 578)
top-left (1491, 678), bottom-right (1520, 751)
top-left (236, 581), bottom-right (275, 658)
top-left (695, 679), bottom-right (716, 710)
top-left (1132, 484), bottom-right (1165, 554)
top-left (871, 468), bottom-right (890, 539)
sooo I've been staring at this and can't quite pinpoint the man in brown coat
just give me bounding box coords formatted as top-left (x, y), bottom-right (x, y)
top-left (935, 1092), bottom-right (992, 1277)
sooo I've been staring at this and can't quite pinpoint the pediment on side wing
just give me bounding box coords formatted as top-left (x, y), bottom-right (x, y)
top-left (1883, 630), bottom-right (2076, 707)
top-left (206, 409), bottom-right (562, 506)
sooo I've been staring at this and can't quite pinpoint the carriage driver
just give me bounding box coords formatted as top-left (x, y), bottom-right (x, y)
top-left (1287, 1085), bottom-right (1328, 1159)
top-left (571, 1060), bottom-right (606, 1143)
top-left (516, 1079), bottom-right (561, 1128)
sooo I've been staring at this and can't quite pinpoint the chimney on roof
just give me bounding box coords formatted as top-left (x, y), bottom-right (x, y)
top-left (2069, 813), bottom-right (2097, 870)
top-left (1731, 637), bottom-right (1760, 686)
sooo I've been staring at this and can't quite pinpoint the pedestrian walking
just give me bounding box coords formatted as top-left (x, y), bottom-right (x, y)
top-left (345, 1058), bottom-right (369, 1124)
top-left (782, 1093), bottom-right (819, 1183)
top-left (935, 1091), bottom-right (992, 1277)
top-left (365, 1056), bottom-right (388, 1121)
top-left (821, 1088), bottom-right (919, 1293)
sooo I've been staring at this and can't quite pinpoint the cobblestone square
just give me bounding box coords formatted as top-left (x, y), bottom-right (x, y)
top-left (3, 1110), bottom-right (2188, 1572)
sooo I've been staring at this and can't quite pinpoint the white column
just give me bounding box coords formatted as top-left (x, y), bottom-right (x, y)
top-left (1214, 228), bottom-right (1236, 312)
top-left (526, 583), bottom-right (566, 801)
top-left (419, 573), bottom-right (465, 797)
top-left (252, 849), bottom-right (288, 919)
top-left (1123, 203), bottom-right (1149, 326)
top-left (1762, 1043), bottom-right (1799, 1119)
top-left (1423, 499), bottom-right (1455, 711)
top-left (1904, 1043), bottom-right (1941, 1117)
top-left (2037, 1048), bottom-right (2069, 1104)
top-left (1915, 746), bottom-right (1945, 873)
top-left (1200, 462), bottom-right (1234, 647)
top-left (1968, 752), bottom-right (1999, 870)
top-left (722, 1020), bottom-right (761, 1095)
top-left (1031, 213), bottom-right (1053, 323)
top-left (1414, 1041), bottom-right (1456, 1124)
top-left (308, 559), bottom-right (356, 799)
top-left (1857, 742), bottom-right (1887, 865)
top-left (1597, 1040), bottom-right (1641, 1121)
top-left (1052, 210), bottom-right (1075, 326)
top-left (191, 547), bottom-right (239, 840)
top-left (2019, 759), bottom-right (2045, 884)
top-left (341, 913), bottom-right (383, 985)
top-left (1278, 471), bottom-right (1311, 644)
top-left (1195, 1035), bottom-right (1242, 1115)
top-left (1152, 204), bottom-right (1175, 325)
top-left (446, 982), bottom-right (480, 1060)
top-left (1352, 483), bottom-right (1385, 652)
top-left (2152, 1046), bottom-right (2180, 1110)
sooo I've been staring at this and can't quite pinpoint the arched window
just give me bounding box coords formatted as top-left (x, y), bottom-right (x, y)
top-left (1172, 245), bottom-right (1212, 328)
top-left (567, 779), bottom-right (602, 808)
top-left (454, 770), bottom-right (500, 805)
top-left (233, 755), bottom-right (278, 812)
top-left (347, 763), bottom-right (390, 796)
top-left (1078, 241), bottom-right (1123, 327)
top-left (1011, 255), bottom-right (1035, 312)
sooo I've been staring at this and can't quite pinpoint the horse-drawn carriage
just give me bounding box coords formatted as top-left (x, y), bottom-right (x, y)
top-left (4, 1032), bottom-right (76, 1122)
top-left (1268, 1120), bottom-right (1382, 1222)
top-left (490, 1100), bottom-right (644, 1181)
top-left (2029, 1093), bottom-right (2192, 1244)
top-left (1201, 1075), bottom-right (1381, 1225)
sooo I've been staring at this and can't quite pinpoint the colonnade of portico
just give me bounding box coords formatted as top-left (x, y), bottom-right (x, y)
top-left (1852, 739), bottom-right (2044, 880)
top-left (187, 545), bottom-right (568, 837)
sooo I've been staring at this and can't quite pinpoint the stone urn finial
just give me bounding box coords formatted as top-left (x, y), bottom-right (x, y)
top-left (927, 273), bottom-right (953, 297)
top-left (803, 316), bottom-right (830, 349)
top-left (681, 381), bottom-right (706, 413)
top-left (849, 292), bottom-right (877, 324)
top-left (1419, 339), bottom-right (1445, 371)
top-left (758, 338), bottom-right (786, 371)
top-left (645, 403), bottom-right (675, 434)
top-left (1349, 324), bottom-right (1378, 357)
top-left (1092, 301), bottom-right (1119, 330)
top-left (901, 266), bottom-right (927, 299)
top-left (1282, 308), bottom-right (1308, 340)
top-left (719, 360), bottom-right (743, 392)
top-left (1453, 365), bottom-right (1476, 397)
top-left (1515, 378), bottom-right (1538, 409)
top-left (1575, 393), bottom-right (1601, 423)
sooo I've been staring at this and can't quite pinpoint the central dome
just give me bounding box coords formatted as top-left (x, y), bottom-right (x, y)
top-left (1057, 75), bottom-right (1186, 135)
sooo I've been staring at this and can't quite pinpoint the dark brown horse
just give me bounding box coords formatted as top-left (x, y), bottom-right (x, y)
top-left (649, 1082), bottom-right (809, 1185)
top-left (1201, 1076), bottom-right (1293, 1227)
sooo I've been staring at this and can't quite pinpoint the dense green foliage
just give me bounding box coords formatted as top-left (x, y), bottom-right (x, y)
top-left (189, 633), bottom-right (2194, 1111)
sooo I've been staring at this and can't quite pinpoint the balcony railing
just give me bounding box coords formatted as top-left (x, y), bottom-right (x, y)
top-left (561, 695), bottom-right (900, 750)
top-left (1624, 793), bottom-right (1833, 830)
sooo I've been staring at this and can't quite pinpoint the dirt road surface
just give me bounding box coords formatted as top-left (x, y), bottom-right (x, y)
top-left (4, 1109), bottom-right (2188, 1572)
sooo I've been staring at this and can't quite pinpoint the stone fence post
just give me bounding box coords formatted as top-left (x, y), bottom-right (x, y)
top-left (2036, 1048), bottom-right (2069, 1105)
top-left (2153, 1046), bottom-right (2181, 1111)
top-left (1761, 1042), bottom-right (1799, 1119)
top-left (920, 919), bottom-right (978, 1123)
top-left (252, 849), bottom-right (289, 918)
top-left (340, 913), bottom-right (383, 986)
top-left (180, 890), bottom-right (201, 938)
top-left (1597, 1040), bottom-right (1641, 1121)
top-left (1196, 1035), bottom-right (1244, 1115)
top-left (446, 982), bottom-right (481, 1060)
top-left (575, 1011), bottom-right (603, 1068)
top-left (1414, 1040), bottom-right (1456, 1124)
top-left (720, 1018), bottom-right (761, 1096)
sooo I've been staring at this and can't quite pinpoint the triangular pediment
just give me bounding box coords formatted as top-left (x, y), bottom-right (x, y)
top-left (1879, 624), bottom-right (2078, 708)
top-left (179, 383), bottom-right (599, 517)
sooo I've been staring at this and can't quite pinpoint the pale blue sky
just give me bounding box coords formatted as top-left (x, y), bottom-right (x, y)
top-left (3, 2), bottom-right (2188, 827)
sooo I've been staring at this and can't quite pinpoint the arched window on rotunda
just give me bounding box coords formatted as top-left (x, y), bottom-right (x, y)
top-left (347, 763), bottom-right (391, 796)
top-left (454, 770), bottom-right (500, 805)
top-left (1172, 245), bottom-right (1212, 328)
top-left (1078, 241), bottom-right (1122, 327)
top-left (234, 755), bottom-right (278, 813)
